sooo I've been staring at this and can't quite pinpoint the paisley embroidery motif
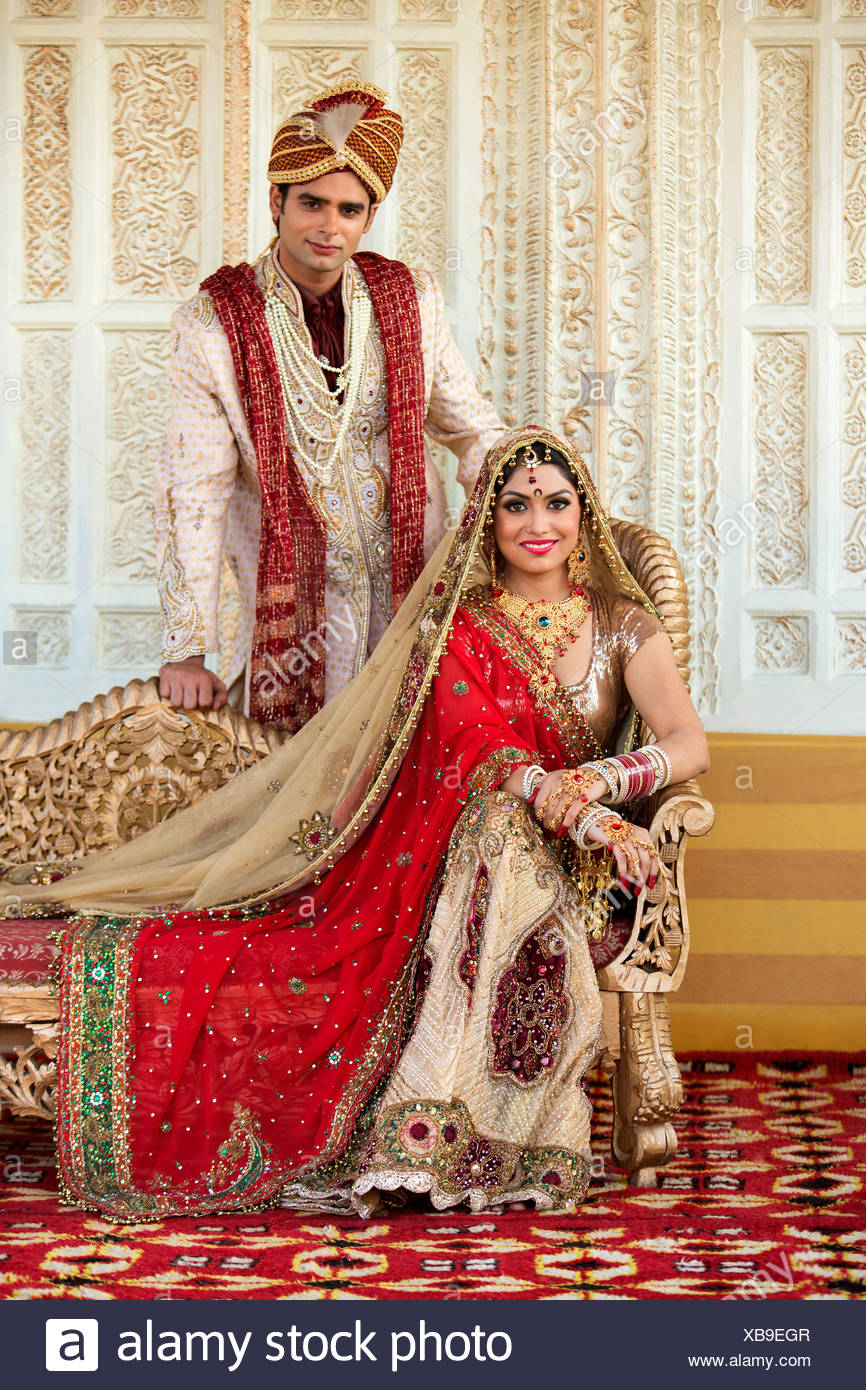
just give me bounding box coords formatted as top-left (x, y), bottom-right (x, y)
top-left (206, 1104), bottom-right (269, 1196)
top-left (489, 918), bottom-right (573, 1086)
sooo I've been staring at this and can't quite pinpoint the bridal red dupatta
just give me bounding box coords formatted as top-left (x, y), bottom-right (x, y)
top-left (57, 608), bottom-right (602, 1220)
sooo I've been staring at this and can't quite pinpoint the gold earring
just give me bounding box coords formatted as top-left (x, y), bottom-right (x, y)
top-left (490, 539), bottom-right (499, 588)
top-left (568, 534), bottom-right (590, 589)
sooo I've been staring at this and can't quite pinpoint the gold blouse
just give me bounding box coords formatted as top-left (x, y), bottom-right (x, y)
top-left (562, 588), bottom-right (666, 752)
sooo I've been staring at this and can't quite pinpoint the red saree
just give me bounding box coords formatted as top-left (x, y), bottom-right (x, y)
top-left (57, 606), bottom-right (603, 1220)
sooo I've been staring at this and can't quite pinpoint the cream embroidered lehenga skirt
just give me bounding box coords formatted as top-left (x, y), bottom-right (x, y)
top-left (281, 788), bottom-right (604, 1215)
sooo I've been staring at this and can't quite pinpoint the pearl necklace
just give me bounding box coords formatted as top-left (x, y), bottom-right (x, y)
top-left (264, 263), bottom-right (373, 487)
top-left (490, 582), bottom-right (592, 700)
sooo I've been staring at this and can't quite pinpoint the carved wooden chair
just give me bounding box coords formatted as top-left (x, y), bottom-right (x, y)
top-left (0, 521), bottom-right (713, 1188)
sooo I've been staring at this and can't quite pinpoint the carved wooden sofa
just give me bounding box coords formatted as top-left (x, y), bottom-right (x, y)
top-left (0, 521), bottom-right (713, 1188)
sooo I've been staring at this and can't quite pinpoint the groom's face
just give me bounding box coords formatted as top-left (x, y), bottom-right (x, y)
top-left (269, 170), bottom-right (377, 285)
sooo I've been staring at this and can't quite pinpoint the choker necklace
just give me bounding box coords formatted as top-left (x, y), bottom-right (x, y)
top-left (490, 581), bottom-right (591, 699)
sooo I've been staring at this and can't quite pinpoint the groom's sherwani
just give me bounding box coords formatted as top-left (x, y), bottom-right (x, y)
top-left (154, 242), bottom-right (503, 729)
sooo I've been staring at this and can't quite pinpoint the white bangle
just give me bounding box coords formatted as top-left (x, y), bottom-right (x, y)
top-left (570, 801), bottom-right (620, 849)
top-left (521, 764), bottom-right (546, 800)
top-left (646, 743), bottom-right (673, 790)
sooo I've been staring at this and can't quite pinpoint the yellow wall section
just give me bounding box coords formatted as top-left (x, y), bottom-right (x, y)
top-left (671, 733), bottom-right (866, 1052)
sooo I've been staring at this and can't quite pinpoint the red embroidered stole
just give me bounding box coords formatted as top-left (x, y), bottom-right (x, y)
top-left (353, 252), bottom-right (426, 611)
top-left (202, 253), bottom-right (426, 731)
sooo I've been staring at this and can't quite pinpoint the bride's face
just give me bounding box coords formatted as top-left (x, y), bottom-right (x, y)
top-left (492, 463), bottom-right (583, 580)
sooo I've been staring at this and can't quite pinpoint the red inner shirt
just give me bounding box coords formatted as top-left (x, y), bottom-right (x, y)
top-left (294, 278), bottom-right (346, 395)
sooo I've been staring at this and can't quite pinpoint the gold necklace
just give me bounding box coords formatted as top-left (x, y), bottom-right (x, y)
top-left (490, 581), bottom-right (591, 699)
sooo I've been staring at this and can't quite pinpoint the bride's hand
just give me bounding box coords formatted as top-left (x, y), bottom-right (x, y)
top-left (585, 816), bottom-right (659, 891)
top-left (531, 769), bottom-right (607, 838)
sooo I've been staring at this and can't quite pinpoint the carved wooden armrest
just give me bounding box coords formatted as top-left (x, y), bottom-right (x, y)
top-left (596, 778), bottom-right (714, 995)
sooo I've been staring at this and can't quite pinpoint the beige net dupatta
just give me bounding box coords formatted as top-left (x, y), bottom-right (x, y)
top-left (2, 426), bottom-right (662, 918)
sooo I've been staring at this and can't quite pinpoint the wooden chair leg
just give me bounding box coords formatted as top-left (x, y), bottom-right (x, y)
top-left (611, 992), bottom-right (682, 1186)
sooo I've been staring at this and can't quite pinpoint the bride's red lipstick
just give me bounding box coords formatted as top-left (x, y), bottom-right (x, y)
top-left (520, 539), bottom-right (558, 554)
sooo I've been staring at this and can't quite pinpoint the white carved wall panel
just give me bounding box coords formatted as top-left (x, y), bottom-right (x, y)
top-left (718, 2), bottom-right (866, 731)
top-left (3, 1), bottom-right (223, 720)
top-left (843, 47), bottom-right (866, 299)
top-left (841, 333), bottom-right (866, 578)
top-left (754, 46), bottom-right (812, 304)
top-left (104, 331), bottom-right (170, 587)
top-left (751, 332), bottom-right (809, 590)
top-left (108, 46), bottom-right (202, 299)
top-left (21, 46), bottom-right (72, 301)
top-left (98, 610), bottom-right (162, 668)
top-left (2, 0), bottom-right (864, 733)
top-left (21, 2), bottom-right (77, 14)
top-left (10, 610), bottom-right (71, 668)
top-left (752, 615), bottom-right (810, 675)
top-left (17, 333), bottom-right (71, 585)
top-left (394, 47), bottom-right (452, 295)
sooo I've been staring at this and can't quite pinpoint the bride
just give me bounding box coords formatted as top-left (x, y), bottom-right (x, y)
top-left (7, 427), bottom-right (709, 1220)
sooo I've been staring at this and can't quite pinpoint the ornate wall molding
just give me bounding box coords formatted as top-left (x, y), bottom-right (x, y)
top-left (11, 611), bottom-right (71, 669)
top-left (394, 48), bottom-right (450, 290)
top-left (507, 0), bottom-right (546, 424)
top-left (104, 1), bottom-right (205, 14)
top-left (22, 46), bottom-right (72, 302)
top-left (477, 0), bottom-right (502, 404)
top-left (397, 0), bottom-right (454, 18)
top-left (754, 46), bottom-right (812, 304)
top-left (753, 615), bottom-right (810, 673)
top-left (758, 0), bottom-right (814, 14)
top-left (546, 0), bottom-right (596, 453)
top-left (272, 0), bottom-right (369, 15)
top-left (751, 332), bottom-right (809, 588)
top-left (478, 0), bottom-right (548, 427)
top-left (98, 612), bottom-right (162, 669)
top-left (271, 47), bottom-right (366, 128)
top-left (835, 617), bottom-right (866, 672)
top-left (223, 0), bottom-right (251, 265)
top-left (485, 0), bottom-right (722, 713)
top-left (841, 333), bottom-right (866, 578)
top-left (842, 47), bottom-right (866, 297)
top-left (18, 333), bottom-right (71, 584)
top-left (109, 46), bottom-right (201, 298)
top-left (603, 1), bottom-right (652, 524)
top-left (651, 2), bottom-right (722, 714)
top-left (21, 1), bottom-right (76, 14)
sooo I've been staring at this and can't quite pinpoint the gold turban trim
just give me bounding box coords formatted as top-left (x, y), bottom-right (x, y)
top-left (267, 81), bottom-right (403, 204)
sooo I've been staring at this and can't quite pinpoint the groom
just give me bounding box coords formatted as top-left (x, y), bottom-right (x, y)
top-left (155, 81), bottom-right (504, 732)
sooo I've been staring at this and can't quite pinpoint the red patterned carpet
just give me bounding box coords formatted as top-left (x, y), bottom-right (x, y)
top-left (1, 1053), bottom-right (863, 1300)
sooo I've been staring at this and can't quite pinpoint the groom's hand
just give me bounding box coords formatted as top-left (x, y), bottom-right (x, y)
top-left (158, 655), bottom-right (228, 711)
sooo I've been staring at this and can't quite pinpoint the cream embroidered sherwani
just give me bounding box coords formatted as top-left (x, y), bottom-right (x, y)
top-left (154, 244), bottom-right (505, 712)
